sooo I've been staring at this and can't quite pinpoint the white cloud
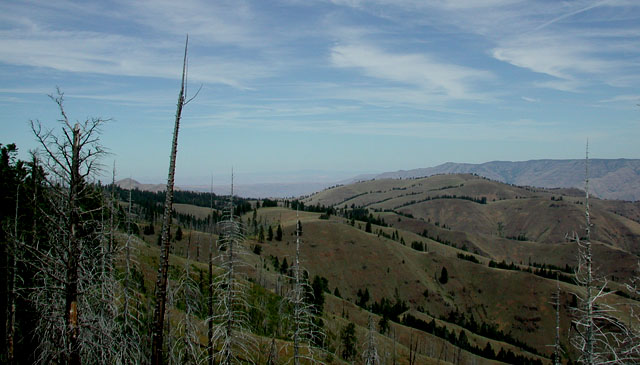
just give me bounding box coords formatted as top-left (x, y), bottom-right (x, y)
top-left (521, 96), bottom-right (538, 102)
top-left (330, 44), bottom-right (492, 100)
top-left (0, 28), bottom-right (273, 89)
top-left (120, 0), bottom-right (259, 46)
top-left (0, 0), bottom-right (282, 89)
top-left (598, 94), bottom-right (640, 103)
top-left (329, 0), bottom-right (640, 93)
top-left (492, 33), bottom-right (620, 78)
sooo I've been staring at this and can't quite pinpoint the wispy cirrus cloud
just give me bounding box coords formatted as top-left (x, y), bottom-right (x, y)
top-left (492, 34), bottom-right (617, 80)
top-left (598, 94), bottom-right (640, 103)
top-left (0, 0), bottom-right (281, 89)
top-left (328, 0), bottom-right (640, 93)
top-left (330, 43), bottom-right (493, 101)
top-left (0, 29), bottom-right (272, 89)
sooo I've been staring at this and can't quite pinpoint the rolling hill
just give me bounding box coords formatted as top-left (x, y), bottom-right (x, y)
top-left (112, 173), bottom-right (639, 363)
top-left (368, 159), bottom-right (640, 201)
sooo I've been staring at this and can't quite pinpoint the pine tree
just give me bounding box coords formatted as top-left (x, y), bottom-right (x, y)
top-left (439, 267), bottom-right (448, 284)
top-left (340, 322), bottom-right (357, 361)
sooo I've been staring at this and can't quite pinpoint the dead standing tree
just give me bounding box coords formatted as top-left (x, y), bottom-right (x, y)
top-left (29, 89), bottom-right (108, 364)
top-left (621, 263), bottom-right (640, 360)
top-left (569, 141), bottom-right (634, 364)
top-left (151, 36), bottom-right (199, 364)
top-left (362, 315), bottom-right (380, 365)
top-left (284, 214), bottom-right (326, 364)
top-left (169, 232), bottom-right (204, 364)
top-left (207, 176), bottom-right (216, 365)
top-left (209, 174), bottom-right (256, 364)
top-left (113, 183), bottom-right (147, 364)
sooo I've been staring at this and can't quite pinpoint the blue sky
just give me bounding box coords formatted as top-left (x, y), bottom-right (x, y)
top-left (1, 0), bottom-right (639, 186)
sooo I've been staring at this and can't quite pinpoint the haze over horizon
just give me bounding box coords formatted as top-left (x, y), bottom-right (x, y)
top-left (1, 0), bottom-right (639, 186)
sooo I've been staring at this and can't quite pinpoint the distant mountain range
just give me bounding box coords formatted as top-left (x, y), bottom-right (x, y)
top-left (116, 159), bottom-right (640, 201)
top-left (368, 159), bottom-right (640, 201)
top-left (115, 178), bottom-right (167, 193)
top-left (114, 177), bottom-right (330, 199)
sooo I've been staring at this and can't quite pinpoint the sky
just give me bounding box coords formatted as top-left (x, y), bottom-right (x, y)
top-left (1, 0), bottom-right (639, 187)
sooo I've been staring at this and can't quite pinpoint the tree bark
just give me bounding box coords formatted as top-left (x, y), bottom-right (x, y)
top-left (151, 37), bottom-right (188, 365)
top-left (65, 123), bottom-right (81, 365)
top-left (208, 179), bottom-right (214, 365)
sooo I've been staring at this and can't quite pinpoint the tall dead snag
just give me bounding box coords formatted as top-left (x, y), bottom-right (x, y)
top-left (114, 181), bottom-right (147, 363)
top-left (362, 315), bottom-right (380, 365)
top-left (151, 36), bottom-right (196, 365)
top-left (622, 263), bottom-right (640, 360)
top-left (285, 213), bottom-right (326, 364)
top-left (208, 177), bottom-right (215, 365)
top-left (29, 89), bottom-right (107, 364)
top-left (169, 232), bottom-right (203, 363)
top-left (548, 276), bottom-right (563, 365)
top-left (570, 141), bottom-right (631, 364)
top-left (210, 174), bottom-right (255, 364)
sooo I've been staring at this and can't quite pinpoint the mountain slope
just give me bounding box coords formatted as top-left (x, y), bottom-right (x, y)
top-left (372, 159), bottom-right (640, 201)
top-left (124, 175), bottom-right (639, 363)
top-left (292, 174), bottom-right (639, 360)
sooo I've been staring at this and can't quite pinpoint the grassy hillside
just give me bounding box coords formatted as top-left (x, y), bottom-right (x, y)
top-left (370, 159), bottom-right (640, 201)
top-left (121, 174), bottom-right (638, 364)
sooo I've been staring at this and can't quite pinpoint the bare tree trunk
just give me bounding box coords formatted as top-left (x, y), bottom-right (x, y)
top-left (553, 277), bottom-right (561, 365)
top-left (29, 90), bottom-right (108, 364)
top-left (209, 173), bottom-right (256, 364)
top-left (293, 218), bottom-right (301, 365)
top-left (583, 140), bottom-right (594, 365)
top-left (287, 214), bottom-right (325, 364)
top-left (6, 176), bottom-right (23, 364)
top-left (123, 185), bottom-right (132, 333)
top-left (569, 140), bottom-right (629, 363)
top-left (65, 123), bottom-right (82, 365)
top-left (208, 177), bottom-right (214, 365)
top-left (151, 37), bottom-right (189, 365)
top-left (363, 315), bottom-right (379, 365)
top-left (392, 327), bottom-right (396, 365)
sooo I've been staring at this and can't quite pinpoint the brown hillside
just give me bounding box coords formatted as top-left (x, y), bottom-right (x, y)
top-left (248, 207), bottom-right (634, 362)
top-left (305, 174), bottom-right (640, 256)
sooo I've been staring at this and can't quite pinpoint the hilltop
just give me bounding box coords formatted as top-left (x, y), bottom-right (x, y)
top-left (367, 159), bottom-right (640, 201)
